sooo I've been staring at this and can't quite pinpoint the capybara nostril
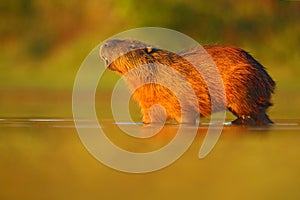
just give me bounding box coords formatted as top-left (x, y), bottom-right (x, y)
top-left (103, 42), bottom-right (109, 47)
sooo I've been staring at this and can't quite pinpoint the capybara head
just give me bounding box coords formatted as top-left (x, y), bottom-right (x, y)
top-left (100, 39), bottom-right (170, 75)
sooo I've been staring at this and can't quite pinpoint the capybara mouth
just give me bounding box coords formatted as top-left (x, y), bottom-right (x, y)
top-left (101, 56), bottom-right (123, 74)
top-left (103, 57), bottom-right (109, 66)
top-left (99, 43), bottom-right (110, 67)
top-left (100, 54), bottom-right (110, 67)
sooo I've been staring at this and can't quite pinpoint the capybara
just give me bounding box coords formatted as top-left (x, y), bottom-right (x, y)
top-left (100, 39), bottom-right (275, 126)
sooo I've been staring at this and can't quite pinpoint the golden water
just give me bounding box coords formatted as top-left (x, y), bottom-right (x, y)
top-left (1, 118), bottom-right (300, 200)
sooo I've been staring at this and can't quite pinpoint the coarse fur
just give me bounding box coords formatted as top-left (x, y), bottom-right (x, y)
top-left (100, 39), bottom-right (275, 126)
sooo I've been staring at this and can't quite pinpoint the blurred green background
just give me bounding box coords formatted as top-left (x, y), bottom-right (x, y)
top-left (0, 0), bottom-right (299, 118)
top-left (1, 1), bottom-right (300, 200)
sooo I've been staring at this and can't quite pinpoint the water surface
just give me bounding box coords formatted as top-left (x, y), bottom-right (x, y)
top-left (1, 118), bottom-right (300, 200)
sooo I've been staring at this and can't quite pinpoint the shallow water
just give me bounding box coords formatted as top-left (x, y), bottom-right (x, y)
top-left (1, 118), bottom-right (300, 200)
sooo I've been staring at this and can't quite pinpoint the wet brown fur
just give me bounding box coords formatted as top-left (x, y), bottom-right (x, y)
top-left (100, 39), bottom-right (275, 126)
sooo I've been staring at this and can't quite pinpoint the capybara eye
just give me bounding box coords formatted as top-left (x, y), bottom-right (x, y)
top-left (129, 44), bottom-right (135, 49)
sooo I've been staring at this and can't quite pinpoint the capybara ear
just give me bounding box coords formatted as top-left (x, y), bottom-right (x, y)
top-left (129, 44), bottom-right (136, 49)
top-left (146, 46), bottom-right (153, 54)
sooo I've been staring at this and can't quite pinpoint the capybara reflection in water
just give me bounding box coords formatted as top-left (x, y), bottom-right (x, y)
top-left (100, 39), bottom-right (275, 126)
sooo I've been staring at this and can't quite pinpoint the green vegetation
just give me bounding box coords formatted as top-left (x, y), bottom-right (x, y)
top-left (1, 0), bottom-right (299, 88)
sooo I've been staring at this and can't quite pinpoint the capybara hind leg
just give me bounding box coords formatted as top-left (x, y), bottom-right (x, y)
top-left (232, 112), bottom-right (273, 126)
top-left (228, 106), bottom-right (255, 125)
top-left (254, 111), bottom-right (273, 126)
top-left (231, 115), bottom-right (255, 126)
